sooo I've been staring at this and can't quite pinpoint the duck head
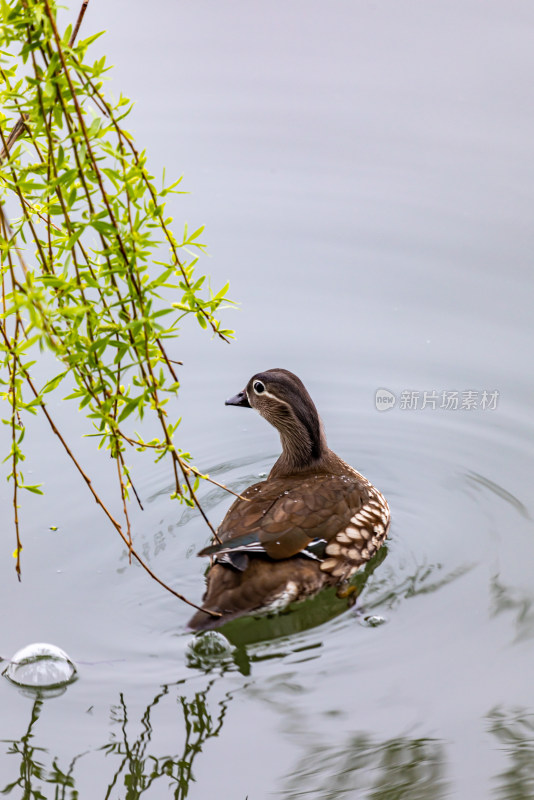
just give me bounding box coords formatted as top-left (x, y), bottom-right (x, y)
top-left (226, 368), bottom-right (329, 475)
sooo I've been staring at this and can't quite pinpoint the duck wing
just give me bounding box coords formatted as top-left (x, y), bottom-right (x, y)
top-left (198, 473), bottom-right (368, 560)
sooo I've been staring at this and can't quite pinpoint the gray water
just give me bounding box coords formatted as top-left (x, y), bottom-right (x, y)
top-left (1, 1), bottom-right (534, 797)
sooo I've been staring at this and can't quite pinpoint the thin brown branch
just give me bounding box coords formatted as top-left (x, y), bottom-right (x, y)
top-left (116, 455), bottom-right (133, 564)
top-left (0, 116), bottom-right (28, 163)
top-left (179, 460), bottom-right (221, 544)
top-left (10, 323), bottom-right (22, 581)
top-left (187, 465), bottom-right (249, 502)
top-left (69, 0), bottom-right (89, 47)
top-left (122, 457), bottom-right (144, 511)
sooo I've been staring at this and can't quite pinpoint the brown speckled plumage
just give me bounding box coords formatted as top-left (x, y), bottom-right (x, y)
top-left (188, 369), bottom-right (390, 630)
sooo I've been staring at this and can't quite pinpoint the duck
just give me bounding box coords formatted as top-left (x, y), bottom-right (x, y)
top-left (188, 368), bottom-right (390, 630)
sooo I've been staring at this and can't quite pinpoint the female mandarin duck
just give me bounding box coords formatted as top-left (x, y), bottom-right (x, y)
top-left (188, 369), bottom-right (390, 630)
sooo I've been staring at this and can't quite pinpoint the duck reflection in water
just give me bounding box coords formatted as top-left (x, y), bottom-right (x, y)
top-left (189, 369), bottom-right (390, 630)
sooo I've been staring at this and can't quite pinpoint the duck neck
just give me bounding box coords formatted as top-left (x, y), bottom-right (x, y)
top-left (270, 412), bottom-right (329, 478)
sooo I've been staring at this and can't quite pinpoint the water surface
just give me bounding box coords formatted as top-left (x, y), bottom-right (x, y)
top-left (1, 2), bottom-right (533, 798)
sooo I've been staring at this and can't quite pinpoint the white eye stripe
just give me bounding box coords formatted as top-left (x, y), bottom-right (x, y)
top-left (251, 385), bottom-right (290, 405)
top-left (263, 389), bottom-right (286, 402)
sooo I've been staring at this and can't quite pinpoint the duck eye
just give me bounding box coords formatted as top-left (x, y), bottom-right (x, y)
top-left (253, 381), bottom-right (265, 394)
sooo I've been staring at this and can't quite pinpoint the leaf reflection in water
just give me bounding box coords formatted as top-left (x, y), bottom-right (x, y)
top-left (282, 733), bottom-right (449, 800)
top-left (490, 576), bottom-right (534, 644)
top-left (0, 679), bottom-right (238, 800)
top-left (488, 707), bottom-right (534, 800)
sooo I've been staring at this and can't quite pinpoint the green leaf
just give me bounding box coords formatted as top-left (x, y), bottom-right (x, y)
top-left (40, 371), bottom-right (67, 395)
top-left (196, 312), bottom-right (208, 329)
top-left (64, 227), bottom-right (84, 251)
top-left (21, 484), bottom-right (44, 495)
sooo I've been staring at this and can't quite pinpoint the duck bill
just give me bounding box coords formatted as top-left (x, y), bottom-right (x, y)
top-left (225, 389), bottom-right (251, 408)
